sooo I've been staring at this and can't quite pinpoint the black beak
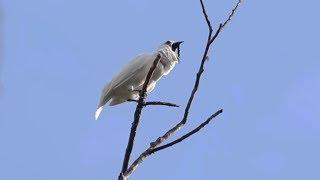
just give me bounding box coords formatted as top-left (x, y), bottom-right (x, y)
top-left (172, 41), bottom-right (184, 51)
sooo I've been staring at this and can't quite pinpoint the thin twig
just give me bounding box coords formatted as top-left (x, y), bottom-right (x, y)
top-left (222, 0), bottom-right (242, 28)
top-left (126, 99), bottom-right (140, 103)
top-left (200, 0), bottom-right (213, 32)
top-left (127, 99), bottom-right (179, 107)
top-left (144, 101), bottom-right (179, 107)
top-left (119, 54), bottom-right (161, 180)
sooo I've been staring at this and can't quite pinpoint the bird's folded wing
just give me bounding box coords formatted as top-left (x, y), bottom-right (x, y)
top-left (111, 54), bottom-right (153, 89)
top-left (98, 53), bottom-right (155, 108)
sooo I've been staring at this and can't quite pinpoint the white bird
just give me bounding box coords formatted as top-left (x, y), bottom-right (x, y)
top-left (95, 40), bottom-right (183, 120)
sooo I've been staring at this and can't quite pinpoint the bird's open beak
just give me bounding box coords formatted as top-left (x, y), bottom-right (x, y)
top-left (172, 41), bottom-right (184, 47)
top-left (172, 41), bottom-right (183, 62)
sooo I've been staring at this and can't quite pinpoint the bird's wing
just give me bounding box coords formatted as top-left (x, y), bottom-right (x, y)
top-left (111, 53), bottom-right (154, 89)
top-left (97, 54), bottom-right (153, 107)
top-left (95, 54), bottom-right (153, 120)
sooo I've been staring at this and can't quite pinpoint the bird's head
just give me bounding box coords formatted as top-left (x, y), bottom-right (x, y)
top-left (158, 40), bottom-right (184, 62)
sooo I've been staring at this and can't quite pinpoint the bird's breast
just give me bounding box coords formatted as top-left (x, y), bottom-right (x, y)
top-left (159, 57), bottom-right (176, 76)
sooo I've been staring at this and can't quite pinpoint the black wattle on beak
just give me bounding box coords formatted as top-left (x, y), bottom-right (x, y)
top-left (172, 41), bottom-right (184, 51)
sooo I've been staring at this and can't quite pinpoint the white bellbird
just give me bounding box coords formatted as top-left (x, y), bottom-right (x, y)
top-left (95, 40), bottom-right (183, 120)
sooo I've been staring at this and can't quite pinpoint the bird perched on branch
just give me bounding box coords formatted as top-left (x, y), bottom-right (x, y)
top-left (95, 40), bottom-right (183, 120)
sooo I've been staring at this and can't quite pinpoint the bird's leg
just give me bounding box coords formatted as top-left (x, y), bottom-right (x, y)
top-left (128, 86), bottom-right (140, 93)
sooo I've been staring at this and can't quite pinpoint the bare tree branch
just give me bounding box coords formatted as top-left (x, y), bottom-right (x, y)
top-left (124, 109), bottom-right (223, 177)
top-left (127, 99), bottom-right (179, 107)
top-left (119, 0), bottom-right (242, 179)
top-left (150, 109), bottom-right (223, 153)
top-left (119, 54), bottom-right (161, 180)
top-left (144, 101), bottom-right (179, 107)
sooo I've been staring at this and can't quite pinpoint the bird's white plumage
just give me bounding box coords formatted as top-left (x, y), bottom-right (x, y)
top-left (95, 40), bottom-right (182, 120)
top-left (95, 106), bottom-right (104, 120)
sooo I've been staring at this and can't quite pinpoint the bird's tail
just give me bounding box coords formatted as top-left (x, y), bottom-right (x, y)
top-left (95, 83), bottom-right (113, 120)
top-left (95, 106), bottom-right (104, 120)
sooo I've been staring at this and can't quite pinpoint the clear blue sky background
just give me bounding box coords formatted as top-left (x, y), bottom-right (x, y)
top-left (1, 0), bottom-right (320, 179)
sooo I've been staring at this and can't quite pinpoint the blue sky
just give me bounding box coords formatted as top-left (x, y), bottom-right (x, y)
top-left (1, 0), bottom-right (320, 179)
